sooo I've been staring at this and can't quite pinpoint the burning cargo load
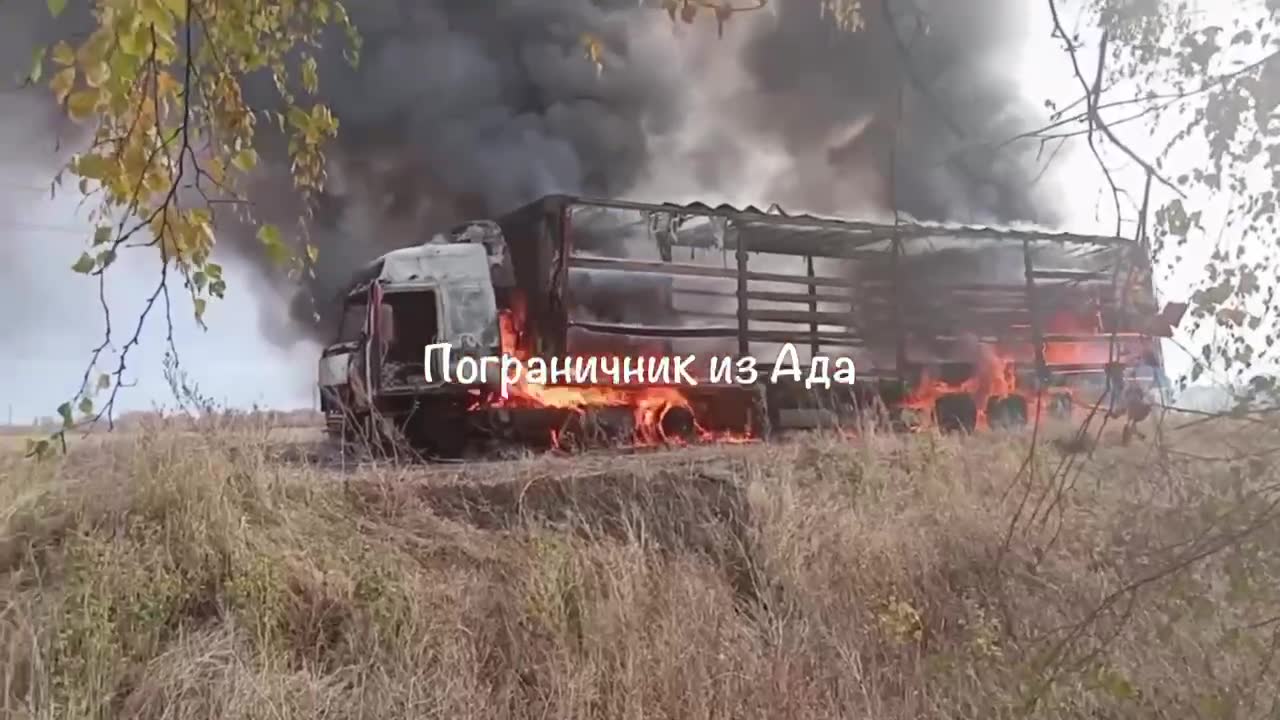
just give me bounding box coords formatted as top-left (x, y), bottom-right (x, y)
top-left (317, 194), bottom-right (1181, 455)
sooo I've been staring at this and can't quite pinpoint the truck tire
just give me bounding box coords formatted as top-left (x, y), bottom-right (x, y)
top-left (936, 393), bottom-right (977, 433)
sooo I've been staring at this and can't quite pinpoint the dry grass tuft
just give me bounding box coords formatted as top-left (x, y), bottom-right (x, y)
top-left (2, 419), bottom-right (1279, 719)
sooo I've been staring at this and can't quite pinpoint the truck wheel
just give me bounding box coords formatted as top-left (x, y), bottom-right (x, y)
top-left (935, 393), bottom-right (977, 433)
top-left (987, 395), bottom-right (1028, 429)
top-left (413, 404), bottom-right (468, 459)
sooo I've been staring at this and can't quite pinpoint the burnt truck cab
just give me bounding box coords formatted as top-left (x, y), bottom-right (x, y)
top-left (318, 221), bottom-right (512, 444)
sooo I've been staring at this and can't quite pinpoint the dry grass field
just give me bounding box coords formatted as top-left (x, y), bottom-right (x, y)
top-left (2, 413), bottom-right (1279, 719)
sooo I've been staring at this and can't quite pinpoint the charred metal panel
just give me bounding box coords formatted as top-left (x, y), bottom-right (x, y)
top-left (437, 220), bottom-right (516, 289)
top-left (318, 351), bottom-right (350, 388)
top-left (496, 200), bottom-right (563, 356)
top-left (493, 194), bottom-right (1174, 386)
top-left (376, 243), bottom-right (491, 285)
top-left (444, 283), bottom-right (499, 352)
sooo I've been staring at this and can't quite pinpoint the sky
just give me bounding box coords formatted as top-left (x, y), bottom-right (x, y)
top-left (0, 0), bottom-right (1262, 422)
top-left (0, 101), bottom-right (320, 422)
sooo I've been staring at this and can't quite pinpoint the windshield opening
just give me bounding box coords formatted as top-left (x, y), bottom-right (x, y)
top-left (382, 290), bottom-right (439, 365)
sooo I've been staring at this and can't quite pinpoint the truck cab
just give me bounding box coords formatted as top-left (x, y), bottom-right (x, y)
top-left (317, 222), bottom-right (511, 443)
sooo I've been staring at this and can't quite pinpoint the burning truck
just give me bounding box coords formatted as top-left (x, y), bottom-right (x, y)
top-left (317, 194), bottom-right (1184, 455)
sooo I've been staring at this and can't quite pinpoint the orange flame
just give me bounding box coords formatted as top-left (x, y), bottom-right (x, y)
top-left (1042, 307), bottom-right (1111, 366)
top-left (899, 336), bottom-right (1018, 429)
top-left (899, 323), bottom-right (1088, 429)
top-left (473, 292), bottom-right (748, 448)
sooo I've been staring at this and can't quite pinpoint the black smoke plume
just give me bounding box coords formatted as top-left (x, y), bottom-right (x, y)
top-left (2, 0), bottom-right (1063, 346)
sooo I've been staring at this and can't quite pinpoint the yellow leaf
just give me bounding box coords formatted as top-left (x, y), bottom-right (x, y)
top-left (154, 35), bottom-right (178, 66)
top-left (231, 148), bottom-right (258, 172)
top-left (176, 222), bottom-right (200, 253)
top-left (160, 0), bottom-right (187, 21)
top-left (581, 33), bottom-right (605, 74)
top-left (76, 30), bottom-right (112, 69)
top-left (49, 66), bottom-right (75, 104)
top-left (144, 167), bottom-right (172, 195)
top-left (287, 106), bottom-right (310, 130)
top-left (196, 218), bottom-right (217, 248)
top-left (26, 46), bottom-right (46, 84)
top-left (83, 61), bottom-right (110, 88)
top-left (51, 41), bottom-right (75, 66)
top-left (159, 233), bottom-right (181, 260)
top-left (207, 157), bottom-right (226, 185)
top-left (118, 22), bottom-right (146, 57)
top-left (301, 56), bottom-right (319, 95)
top-left (75, 153), bottom-right (111, 180)
top-left (138, 0), bottom-right (175, 35)
top-left (66, 88), bottom-right (101, 120)
top-left (108, 89), bottom-right (131, 114)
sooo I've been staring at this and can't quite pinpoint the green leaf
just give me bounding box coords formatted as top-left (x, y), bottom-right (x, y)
top-left (78, 397), bottom-right (94, 416)
top-left (257, 223), bottom-right (281, 246)
top-left (97, 373), bottom-right (111, 390)
top-left (257, 224), bottom-right (289, 265)
top-left (71, 253), bottom-right (96, 274)
top-left (57, 402), bottom-right (74, 428)
top-left (47, 0), bottom-right (68, 19)
top-left (193, 297), bottom-right (207, 320)
top-left (93, 226), bottom-right (113, 245)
